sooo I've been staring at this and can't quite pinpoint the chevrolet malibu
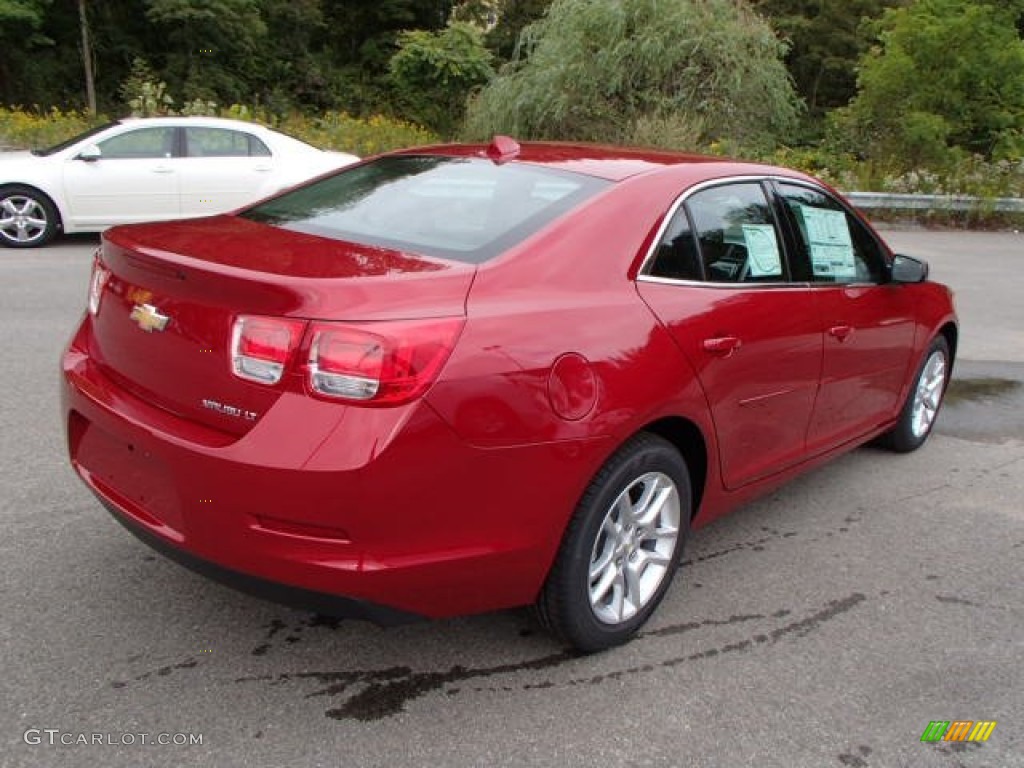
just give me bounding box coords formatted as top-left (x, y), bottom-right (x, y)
top-left (61, 138), bottom-right (957, 651)
top-left (1, 116), bottom-right (358, 247)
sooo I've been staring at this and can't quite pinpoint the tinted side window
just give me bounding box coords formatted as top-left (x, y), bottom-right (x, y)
top-left (98, 127), bottom-right (176, 159)
top-left (686, 183), bottom-right (786, 283)
top-left (186, 127), bottom-right (270, 158)
top-left (649, 206), bottom-right (702, 281)
top-left (778, 183), bottom-right (885, 284)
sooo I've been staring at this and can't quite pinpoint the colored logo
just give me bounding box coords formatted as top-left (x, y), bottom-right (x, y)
top-left (921, 720), bottom-right (997, 743)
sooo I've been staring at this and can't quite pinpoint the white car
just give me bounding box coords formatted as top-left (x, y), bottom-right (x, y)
top-left (0, 116), bottom-right (360, 247)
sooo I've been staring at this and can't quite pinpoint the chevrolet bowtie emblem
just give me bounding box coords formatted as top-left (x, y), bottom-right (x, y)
top-left (129, 303), bottom-right (170, 333)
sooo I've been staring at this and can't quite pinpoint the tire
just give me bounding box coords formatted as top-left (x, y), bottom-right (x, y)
top-left (879, 336), bottom-right (951, 453)
top-left (535, 432), bottom-right (691, 652)
top-left (0, 185), bottom-right (60, 248)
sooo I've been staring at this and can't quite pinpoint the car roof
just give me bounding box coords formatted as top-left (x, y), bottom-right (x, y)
top-left (390, 140), bottom-right (796, 183)
top-left (115, 116), bottom-right (274, 133)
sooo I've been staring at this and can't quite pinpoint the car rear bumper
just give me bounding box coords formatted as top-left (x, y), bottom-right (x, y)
top-left (61, 321), bottom-right (609, 620)
top-left (100, 494), bottom-right (423, 625)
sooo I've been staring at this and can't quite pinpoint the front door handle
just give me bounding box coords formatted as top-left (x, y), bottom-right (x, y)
top-left (829, 325), bottom-right (854, 342)
top-left (151, 166), bottom-right (174, 174)
top-left (703, 336), bottom-right (742, 357)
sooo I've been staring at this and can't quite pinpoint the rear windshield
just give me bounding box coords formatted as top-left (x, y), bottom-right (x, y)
top-left (241, 155), bottom-right (611, 264)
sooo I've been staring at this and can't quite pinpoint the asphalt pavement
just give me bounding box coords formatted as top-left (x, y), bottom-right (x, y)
top-left (1, 230), bottom-right (1021, 768)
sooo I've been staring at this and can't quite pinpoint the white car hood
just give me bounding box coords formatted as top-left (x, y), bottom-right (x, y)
top-left (0, 150), bottom-right (34, 160)
top-left (0, 151), bottom-right (43, 178)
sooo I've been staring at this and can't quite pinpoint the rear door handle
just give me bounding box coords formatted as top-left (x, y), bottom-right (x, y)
top-left (254, 165), bottom-right (273, 172)
top-left (703, 336), bottom-right (742, 357)
top-left (829, 325), bottom-right (854, 342)
top-left (152, 166), bottom-right (174, 174)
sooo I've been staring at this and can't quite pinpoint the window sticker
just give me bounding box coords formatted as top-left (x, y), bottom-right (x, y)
top-left (741, 224), bottom-right (782, 277)
top-left (796, 204), bottom-right (856, 279)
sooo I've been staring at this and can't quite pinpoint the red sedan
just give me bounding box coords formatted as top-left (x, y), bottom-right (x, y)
top-left (61, 139), bottom-right (957, 651)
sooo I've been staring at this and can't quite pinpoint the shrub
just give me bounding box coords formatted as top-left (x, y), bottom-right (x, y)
top-left (464, 0), bottom-right (802, 151)
top-left (275, 112), bottom-right (437, 156)
top-left (0, 105), bottom-right (436, 156)
top-left (0, 107), bottom-right (106, 151)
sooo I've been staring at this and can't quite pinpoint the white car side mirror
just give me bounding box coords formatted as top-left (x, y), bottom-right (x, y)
top-left (77, 145), bottom-right (102, 162)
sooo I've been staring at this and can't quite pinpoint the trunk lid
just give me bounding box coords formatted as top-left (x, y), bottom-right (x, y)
top-left (90, 216), bottom-right (474, 436)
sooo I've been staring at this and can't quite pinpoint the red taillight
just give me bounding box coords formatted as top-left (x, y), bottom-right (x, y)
top-left (308, 318), bottom-right (464, 405)
top-left (88, 254), bottom-right (110, 317)
top-left (231, 315), bottom-right (305, 385)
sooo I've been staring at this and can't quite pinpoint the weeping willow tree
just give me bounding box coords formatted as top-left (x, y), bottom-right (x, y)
top-left (464, 0), bottom-right (802, 151)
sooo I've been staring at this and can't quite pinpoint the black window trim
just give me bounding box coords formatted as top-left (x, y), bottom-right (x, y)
top-left (637, 175), bottom-right (800, 289)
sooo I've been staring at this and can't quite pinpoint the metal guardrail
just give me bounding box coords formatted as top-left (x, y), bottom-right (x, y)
top-left (845, 191), bottom-right (1024, 214)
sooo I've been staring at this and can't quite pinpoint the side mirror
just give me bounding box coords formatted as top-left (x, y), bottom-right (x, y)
top-left (890, 254), bottom-right (929, 284)
top-left (77, 145), bottom-right (102, 162)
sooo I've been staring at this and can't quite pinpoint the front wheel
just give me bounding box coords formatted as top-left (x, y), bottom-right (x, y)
top-left (880, 336), bottom-right (951, 453)
top-left (535, 433), bottom-right (691, 652)
top-left (0, 186), bottom-right (59, 248)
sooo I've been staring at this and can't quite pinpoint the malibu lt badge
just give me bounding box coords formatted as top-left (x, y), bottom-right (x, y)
top-left (202, 399), bottom-right (259, 422)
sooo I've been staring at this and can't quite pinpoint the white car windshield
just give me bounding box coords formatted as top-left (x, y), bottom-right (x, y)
top-left (31, 121), bottom-right (121, 157)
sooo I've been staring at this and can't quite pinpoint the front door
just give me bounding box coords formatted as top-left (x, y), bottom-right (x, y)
top-left (62, 125), bottom-right (180, 228)
top-left (775, 181), bottom-right (916, 452)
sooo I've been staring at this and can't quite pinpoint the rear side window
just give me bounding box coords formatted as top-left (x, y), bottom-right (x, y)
top-left (648, 205), bottom-right (702, 281)
top-left (687, 182), bottom-right (786, 283)
top-left (241, 156), bottom-right (610, 264)
top-left (186, 127), bottom-right (271, 158)
top-left (778, 183), bottom-right (885, 283)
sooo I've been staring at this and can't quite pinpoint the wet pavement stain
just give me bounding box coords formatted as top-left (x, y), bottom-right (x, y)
top-left (683, 516), bottom-right (861, 566)
top-left (251, 617), bottom-right (317, 655)
top-left (490, 595), bottom-right (865, 691)
top-left (945, 377), bottom-right (1021, 404)
top-left (640, 612), bottom-right (765, 639)
top-left (110, 657), bottom-right (199, 688)
top-left (234, 594), bottom-right (866, 722)
top-left (935, 595), bottom-right (979, 607)
top-left (837, 745), bottom-right (872, 766)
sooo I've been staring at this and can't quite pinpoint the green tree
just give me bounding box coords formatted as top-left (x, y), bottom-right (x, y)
top-left (452, 0), bottom-right (499, 26)
top-left (390, 22), bottom-right (495, 136)
top-left (317, 0), bottom-right (451, 113)
top-left (486, 0), bottom-right (552, 59)
top-left (0, 0), bottom-right (52, 105)
top-left (464, 0), bottom-right (802, 150)
top-left (833, 0), bottom-right (1024, 167)
top-left (751, 0), bottom-right (903, 119)
top-left (144, 0), bottom-right (267, 104)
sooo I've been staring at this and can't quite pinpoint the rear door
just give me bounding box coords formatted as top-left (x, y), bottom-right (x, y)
top-left (178, 126), bottom-right (278, 216)
top-left (774, 181), bottom-right (916, 453)
top-left (636, 180), bottom-right (823, 489)
top-left (62, 124), bottom-right (180, 228)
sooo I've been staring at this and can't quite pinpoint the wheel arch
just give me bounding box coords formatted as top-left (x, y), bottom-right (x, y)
top-left (0, 182), bottom-right (65, 233)
top-left (636, 416), bottom-right (708, 521)
top-left (938, 321), bottom-right (958, 366)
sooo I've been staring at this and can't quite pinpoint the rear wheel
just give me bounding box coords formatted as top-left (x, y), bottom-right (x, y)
top-left (536, 433), bottom-right (691, 652)
top-left (0, 185), bottom-right (59, 248)
top-left (880, 336), bottom-right (950, 453)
